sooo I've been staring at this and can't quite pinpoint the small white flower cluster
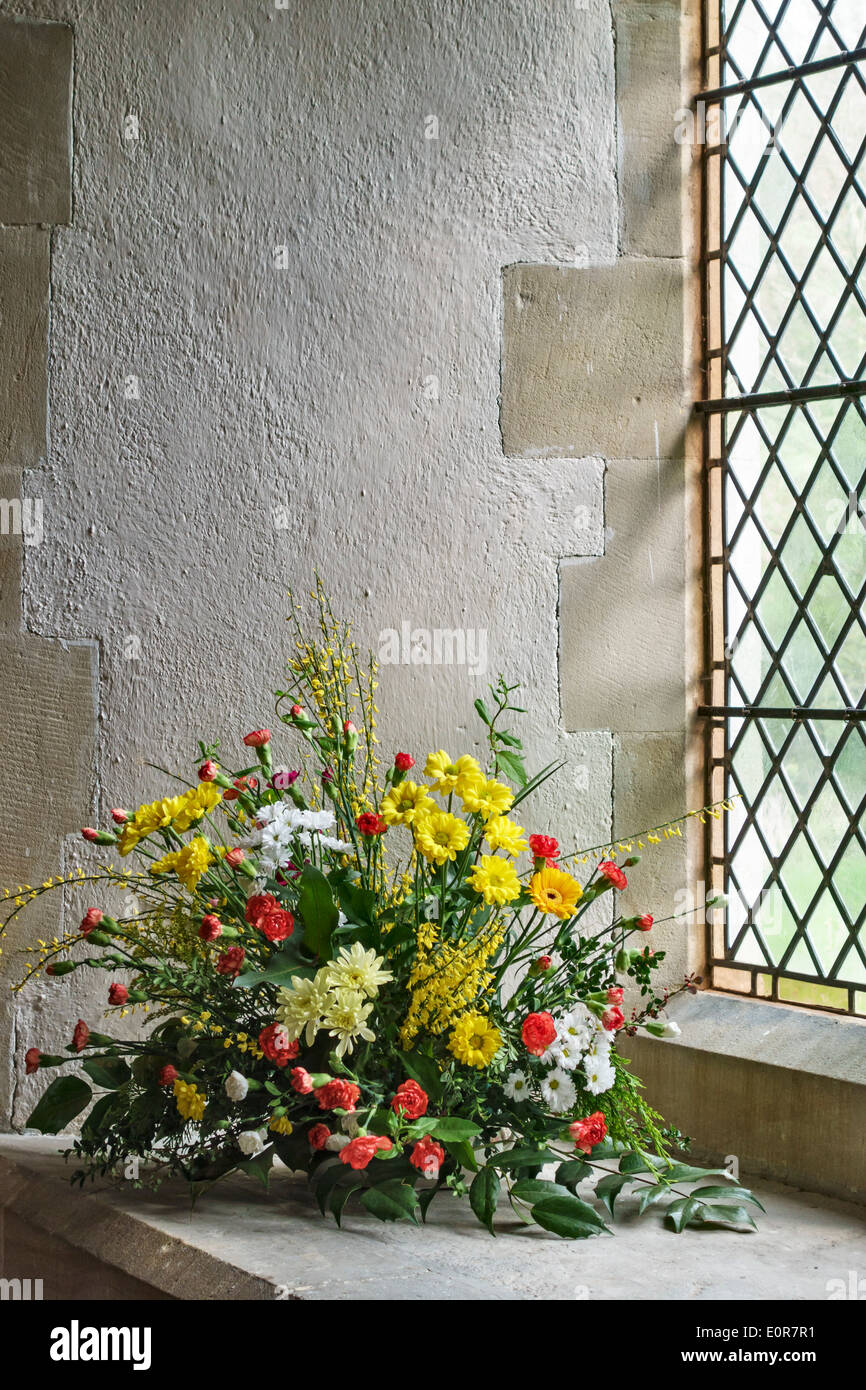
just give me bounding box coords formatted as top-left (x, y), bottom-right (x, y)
top-left (251, 801), bottom-right (353, 870)
top-left (504, 1003), bottom-right (616, 1114)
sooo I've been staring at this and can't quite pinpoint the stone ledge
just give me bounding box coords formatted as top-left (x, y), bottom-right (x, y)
top-left (625, 992), bottom-right (866, 1204)
top-left (2, 1135), bottom-right (866, 1300)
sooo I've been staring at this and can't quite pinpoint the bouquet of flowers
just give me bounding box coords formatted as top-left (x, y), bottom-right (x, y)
top-left (6, 588), bottom-right (760, 1238)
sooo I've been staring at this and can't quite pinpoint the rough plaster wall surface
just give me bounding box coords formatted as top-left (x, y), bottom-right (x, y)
top-left (2, 0), bottom-right (630, 1123)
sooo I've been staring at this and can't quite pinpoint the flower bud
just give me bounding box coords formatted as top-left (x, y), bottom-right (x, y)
top-left (198, 759), bottom-right (219, 782)
top-left (110, 808), bottom-right (129, 824)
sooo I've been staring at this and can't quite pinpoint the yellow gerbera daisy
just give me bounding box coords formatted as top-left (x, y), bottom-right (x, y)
top-left (414, 811), bottom-right (471, 865)
top-left (529, 865), bottom-right (583, 919)
top-left (380, 780), bottom-right (437, 826)
top-left (468, 855), bottom-right (522, 905)
top-left (461, 777), bottom-right (514, 821)
top-left (449, 1012), bottom-right (502, 1068)
top-left (424, 751), bottom-right (483, 797)
top-left (484, 815), bottom-right (528, 856)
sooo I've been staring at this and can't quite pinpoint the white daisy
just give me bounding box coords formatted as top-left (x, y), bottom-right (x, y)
top-left (503, 1070), bottom-right (530, 1101)
top-left (583, 1056), bottom-right (615, 1096)
top-left (541, 1067), bottom-right (577, 1113)
top-left (549, 1038), bottom-right (582, 1071)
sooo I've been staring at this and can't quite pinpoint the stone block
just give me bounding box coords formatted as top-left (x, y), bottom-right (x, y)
top-left (614, 2), bottom-right (685, 257)
top-left (500, 262), bottom-right (687, 460)
top-left (559, 458), bottom-right (686, 732)
top-left (0, 18), bottom-right (73, 225)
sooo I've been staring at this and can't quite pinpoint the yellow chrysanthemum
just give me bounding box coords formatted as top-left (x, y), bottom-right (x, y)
top-left (528, 865), bottom-right (583, 919)
top-left (380, 780), bottom-right (436, 826)
top-left (173, 783), bottom-right (222, 831)
top-left (448, 1012), bottom-right (502, 1068)
top-left (173, 1078), bottom-right (206, 1122)
top-left (414, 811), bottom-right (471, 865)
top-left (461, 777), bottom-right (514, 821)
top-left (468, 855), bottom-right (522, 905)
top-left (269, 1114), bottom-right (294, 1135)
top-left (484, 815), bottom-right (528, 856)
top-left (424, 751), bottom-right (483, 797)
top-left (151, 835), bottom-right (214, 892)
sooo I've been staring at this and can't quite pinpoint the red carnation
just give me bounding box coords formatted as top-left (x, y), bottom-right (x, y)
top-left (339, 1135), bottom-right (393, 1170)
top-left (80, 907), bottom-right (103, 936)
top-left (528, 833), bottom-right (560, 860)
top-left (81, 827), bottom-right (99, 842)
top-left (245, 893), bottom-right (277, 923)
top-left (216, 946), bottom-right (245, 977)
top-left (314, 1078), bottom-right (361, 1113)
top-left (108, 983), bottom-right (128, 1006)
top-left (158, 1064), bottom-right (178, 1087)
top-left (602, 1006), bottom-right (625, 1032)
top-left (290, 704), bottom-right (304, 719)
top-left (410, 1135), bottom-right (446, 1179)
top-left (72, 1019), bottom-right (90, 1053)
top-left (198, 759), bottom-right (219, 782)
top-left (521, 1011), bottom-right (557, 1056)
top-left (569, 1111), bottom-right (608, 1154)
top-left (110, 807), bottom-right (128, 824)
top-left (199, 914), bottom-right (222, 941)
top-left (258, 1022), bottom-right (298, 1068)
top-left (391, 1079), bottom-right (428, 1120)
top-left (637, 914), bottom-right (653, 932)
top-left (356, 812), bottom-right (387, 837)
top-left (599, 860), bottom-right (627, 890)
top-left (25, 1047), bottom-right (40, 1075)
top-left (257, 908), bottom-right (295, 943)
top-left (223, 848), bottom-right (246, 869)
top-left (243, 728), bottom-right (271, 748)
top-left (607, 986), bottom-right (624, 1004)
top-left (290, 1066), bottom-right (313, 1095)
top-left (308, 1123), bottom-right (331, 1151)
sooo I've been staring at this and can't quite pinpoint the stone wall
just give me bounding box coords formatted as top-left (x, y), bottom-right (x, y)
top-left (0, 0), bottom-right (697, 1127)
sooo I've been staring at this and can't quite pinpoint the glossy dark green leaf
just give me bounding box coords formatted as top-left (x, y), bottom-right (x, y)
top-left (27, 1075), bottom-right (92, 1134)
top-left (361, 1179), bottom-right (419, 1224)
top-left (297, 865), bottom-right (339, 958)
top-left (469, 1166), bottom-right (501, 1236)
top-left (82, 1055), bottom-right (130, 1090)
top-left (595, 1171), bottom-right (632, 1216)
top-left (532, 1193), bottom-right (606, 1239)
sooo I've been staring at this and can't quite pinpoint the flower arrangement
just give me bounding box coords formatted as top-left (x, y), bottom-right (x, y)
top-left (5, 587), bottom-right (760, 1239)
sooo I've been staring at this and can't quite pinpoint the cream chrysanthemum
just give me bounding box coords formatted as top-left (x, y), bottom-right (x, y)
top-left (322, 988), bottom-right (376, 1057)
top-left (325, 942), bottom-right (393, 997)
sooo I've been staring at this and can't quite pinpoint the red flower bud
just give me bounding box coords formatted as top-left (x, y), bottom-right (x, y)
top-left (602, 1006), bottom-right (625, 1031)
top-left (108, 983), bottom-right (128, 1006)
top-left (198, 759), bottom-right (219, 782)
top-left (25, 1047), bottom-right (40, 1075)
top-left (394, 752), bottom-right (414, 772)
top-left (243, 728), bottom-right (270, 748)
top-left (81, 827), bottom-right (99, 842)
top-left (72, 1019), bottom-right (90, 1052)
top-left (158, 1064), bottom-right (178, 1087)
top-left (637, 914), bottom-right (653, 932)
top-left (80, 907), bottom-right (104, 936)
top-left (224, 848), bottom-right (245, 869)
top-left (110, 807), bottom-right (128, 824)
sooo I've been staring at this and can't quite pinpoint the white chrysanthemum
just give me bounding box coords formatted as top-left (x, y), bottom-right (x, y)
top-left (557, 1005), bottom-right (595, 1052)
top-left (583, 1056), bottom-right (615, 1096)
top-left (224, 1070), bottom-right (249, 1102)
top-left (503, 1070), bottom-right (530, 1101)
top-left (541, 1067), bottom-right (577, 1113)
top-left (322, 987), bottom-right (376, 1058)
top-left (325, 942), bottom-right (393, 997)
top-left (549, 1038), bottom-right (582, 1071)
top-left (584, 1031), bottom-right (613, 1064)
top-left (238, 1128), bottom-right (268, 1157)
top-left (275, 970), bottom-right (333, 1046)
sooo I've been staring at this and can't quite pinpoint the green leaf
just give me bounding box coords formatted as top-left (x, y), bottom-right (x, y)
top-left (511, 759), bottom-right (565, 810)
top-left (689, 1202), bottom-right (758, 1230)
top-left (330, 1179), bottom-right (362, 1227)
top-left (336, 881), bottom-right (376, 927)
top-left (555, 1159), bottom-right (592, 1190)
top-left (361, 1179), bottom-right (420, 1224)
top-left (490, 1145), bottom-right (560, 1171)
top-left (689, 1185), bottom-right (765, 1212)
top-left (532, 1193), bottom-right (607, 1239)
top-left (426, 1117), bottom-right (481, 1142)
top-left (469, 1166), bottom-right (501, 1236)
top-left (27, 1075), bottom-right (92, 1134)
top-left (474, 698), bottom-right (491, 725)
top-left (494, 748), bottom-right (528, 788)
top-left (635, 1182), bottom-right (668, 1216)
top-left (619, 1150), bottom-right (662, 1175)
top-left (82, 1056), bottom-right (130, 1090)
top-left (511, 1178), bottom-right (570, 1204)
top-left (666, 1195), bottom-right (702, 1232)
top-left (297, 865), bottom-right (339, 958)
top-left (595, 1171), bottom-right (632, 1216)
top-left (418, 1184), bottom-right (442, 1222)
top-left (663, 1162), bottom-right (729, 1182)
top-left (238, 1144), bottom-right (275, 1190)
top-left (443, 1138), bottom-right (479, 1173)
top-left (80, 1091), bottom-right (121, 1140)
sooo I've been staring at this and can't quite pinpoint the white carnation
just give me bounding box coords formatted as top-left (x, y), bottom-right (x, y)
top-left (238, 1128), bottom-right (268, 1157)
top-left (225, 1070), bottom-right (249, 1102)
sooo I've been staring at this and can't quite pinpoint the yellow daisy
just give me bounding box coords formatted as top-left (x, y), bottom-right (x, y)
top-left (484, 815), bottom-right (528, 856)
top-left (424, 751), bottom-right (483, 797)
top-left (529, 865), bottom-right (583, 919)
top-left (468, 855), bottom-right (522, 905)
top-left (380, 780), bottom-right (436, 826)
top-left (449, 1012), bottom-right (502, 1068)
top-left (414, 811), bottom-right (471, 865)
top-left (461, 777), bottom-right (514, 821)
